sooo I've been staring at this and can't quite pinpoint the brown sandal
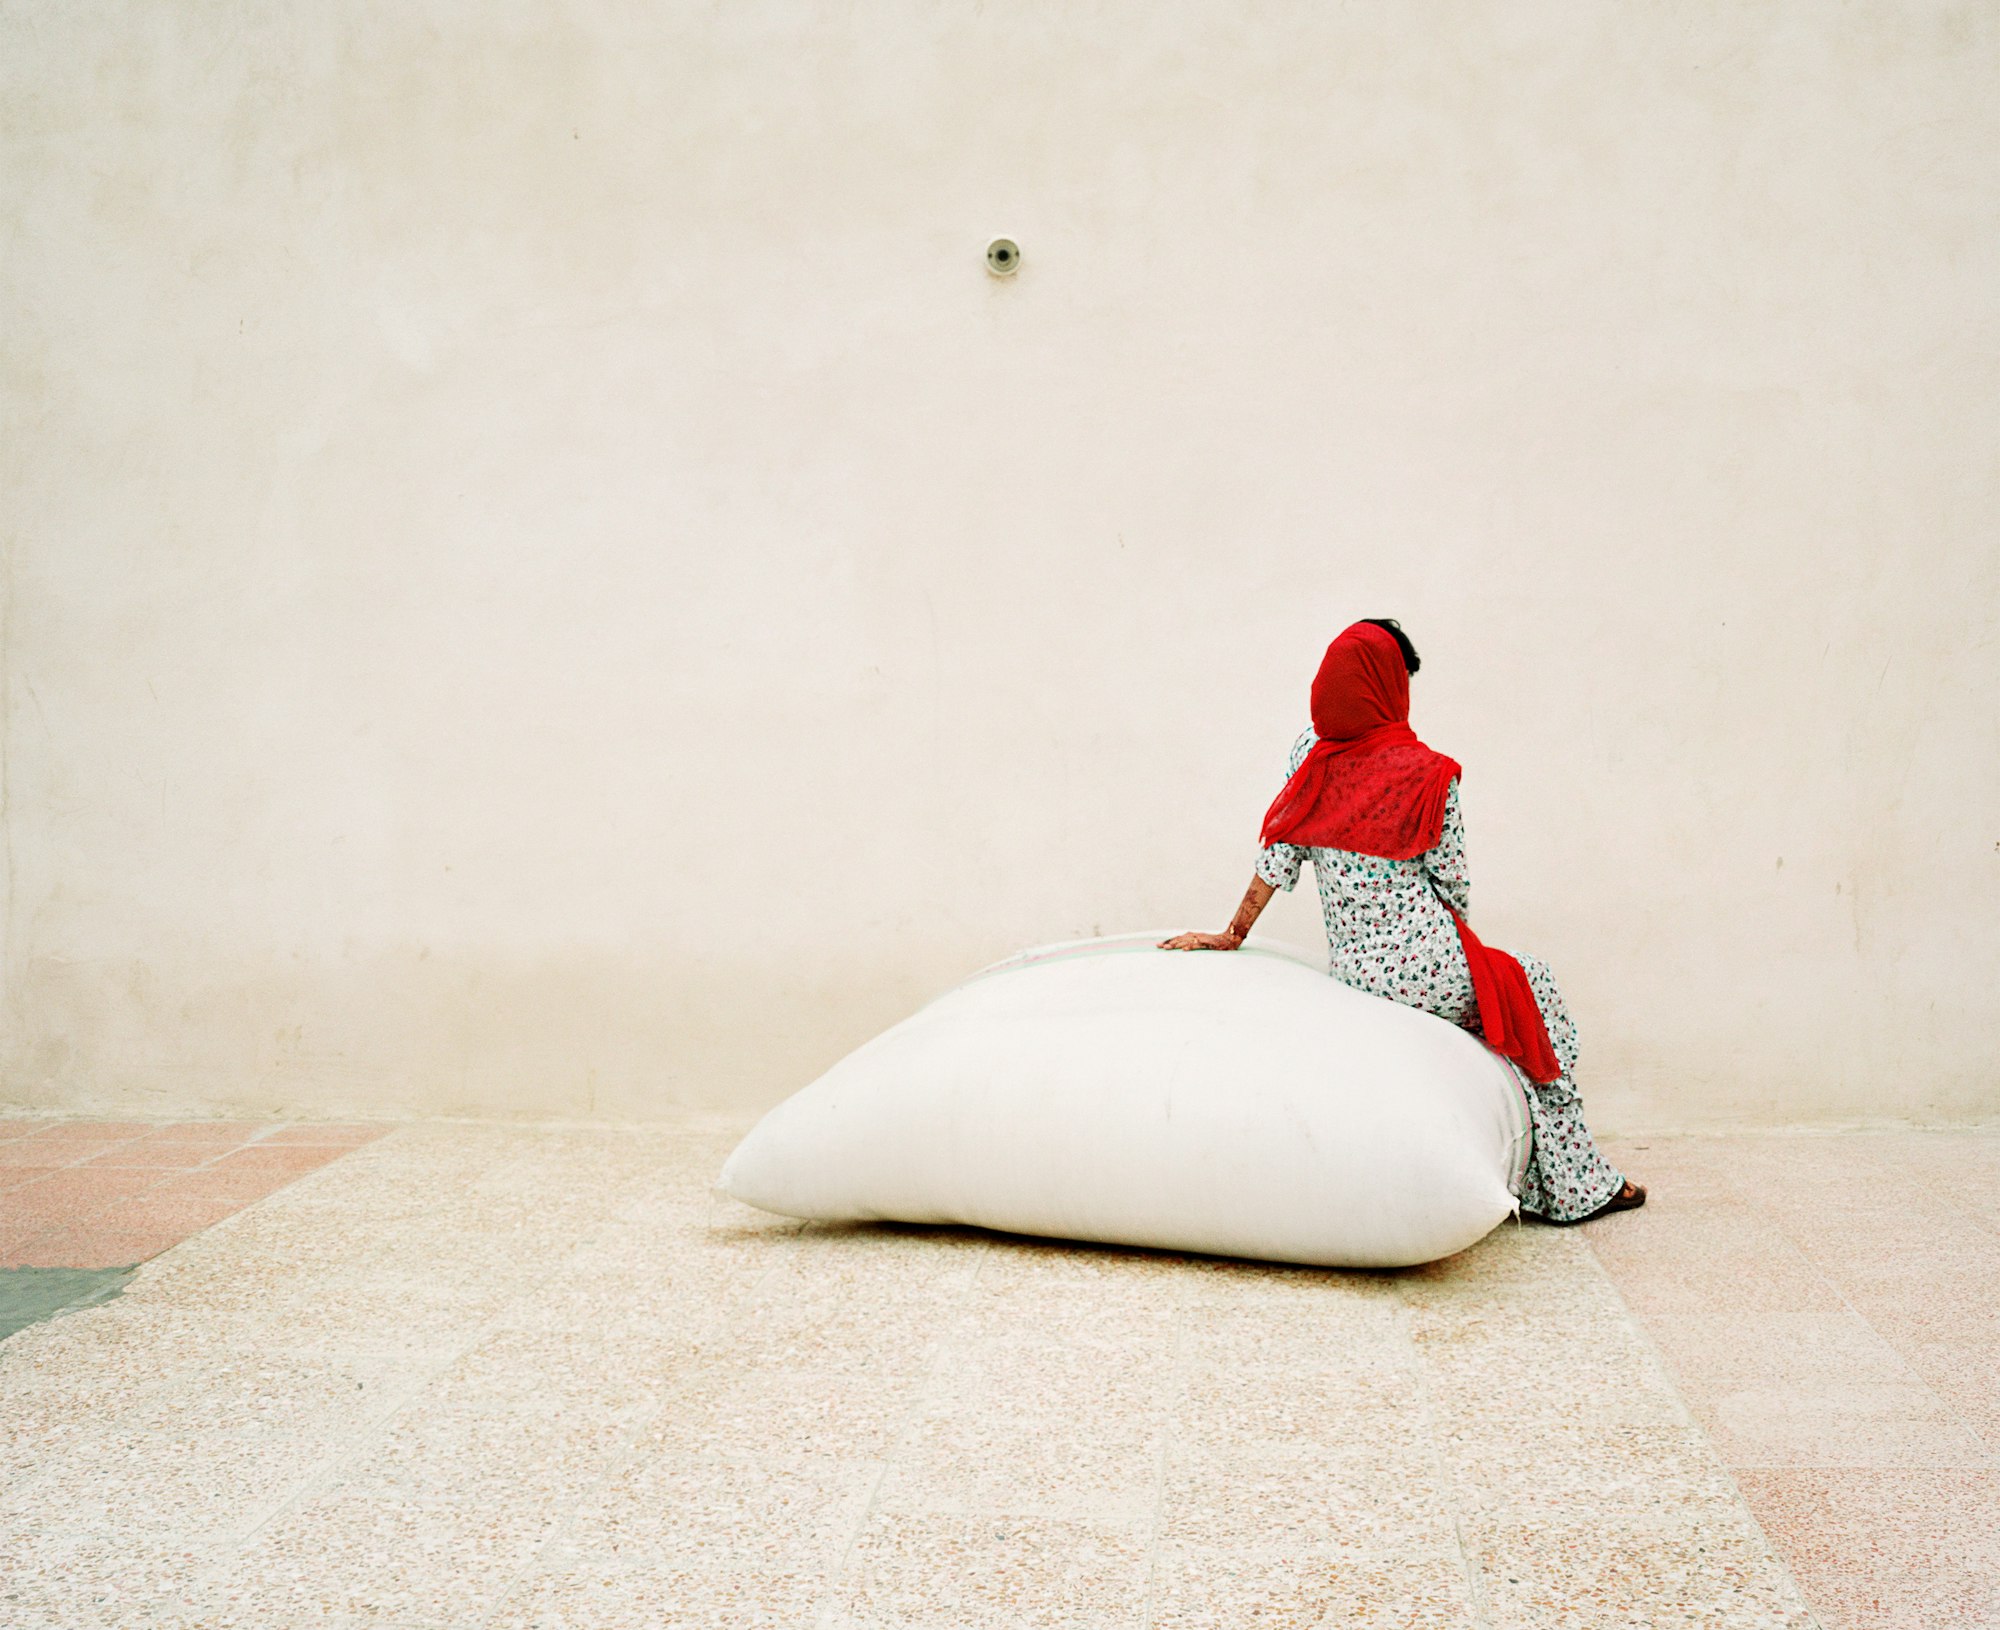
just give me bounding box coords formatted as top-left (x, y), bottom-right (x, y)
top-left (1549, 1180), bottom-right (1646, 1225)
top-left (1593, 1180), bottom-right (1647, 1218)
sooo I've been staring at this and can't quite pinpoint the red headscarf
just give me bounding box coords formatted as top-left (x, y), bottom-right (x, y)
top-left (1259, 621), bottom-right (1562, 1084)
top-left (1259, 622), bottom-right (1461, 858)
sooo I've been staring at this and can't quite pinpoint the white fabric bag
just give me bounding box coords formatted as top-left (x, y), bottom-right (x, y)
top-left (718, 934), bottom-right (1530, 1269)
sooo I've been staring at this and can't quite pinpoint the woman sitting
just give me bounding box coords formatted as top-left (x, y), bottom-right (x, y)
top-left (1162, 618), bottom-right (1644, 1224)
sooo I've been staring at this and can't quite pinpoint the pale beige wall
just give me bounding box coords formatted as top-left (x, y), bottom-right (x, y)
top-left (3, 2), bottom-right (1995, 1128)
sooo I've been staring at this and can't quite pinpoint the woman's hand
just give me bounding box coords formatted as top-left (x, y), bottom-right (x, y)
top-left (1159, 876), bottom-right (1273, 952)
top-left (1157, 931), bottom-right (1244, 951)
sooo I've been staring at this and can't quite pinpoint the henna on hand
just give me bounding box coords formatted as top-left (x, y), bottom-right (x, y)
top-left (1226, 876), bottom-right (1277, 942)
top-left (1159, 875), bottom-right (1277, 951)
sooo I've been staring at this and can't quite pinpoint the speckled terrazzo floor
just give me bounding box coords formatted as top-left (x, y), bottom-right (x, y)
top-left (1594, 1131), bottom-right (2000, 1630)
top-left (0, 1123), bottom-right (1986, 1630)
top-left (0, 1120), bottom-right (389, 1269)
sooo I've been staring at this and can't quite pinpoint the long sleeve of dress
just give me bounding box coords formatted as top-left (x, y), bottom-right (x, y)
top-left (1423, 778), bottom-right (1471, 918)
top-left (1254, 728), bottom-right (1318, 892)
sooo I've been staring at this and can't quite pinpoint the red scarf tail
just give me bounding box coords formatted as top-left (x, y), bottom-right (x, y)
top-left (1451, 914), bottom-right (1562, 1085)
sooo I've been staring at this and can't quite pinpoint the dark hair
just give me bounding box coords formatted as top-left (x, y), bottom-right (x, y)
top-left (1360, 617), bottom-right (1420, 675)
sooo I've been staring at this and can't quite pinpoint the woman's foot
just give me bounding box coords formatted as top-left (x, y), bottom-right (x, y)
top-left (1546, 1180), bottom-right (1646, 1225)
top-left (1590, 1180), bottom-right (1646, 1219)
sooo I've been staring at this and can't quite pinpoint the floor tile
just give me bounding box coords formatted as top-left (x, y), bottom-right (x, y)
top-left (1585, 1209), bottom-right (1847, 1315)
top-left (1176, 1361), bottom-right (1426, 1462)
top-left (136, 1121), bottom-right (271, 1142)
top-left (1157, 1438), bottom-right (1456, 1551)
top-left (197, 1146), bottom-right (348, 1175)
top-left (0, 1226), bottom-right (46, 1266)
top-left (93, 1196), bottom-right (253, 1237)
top-left (1591, 1131), bottom-right (2000, 1628)
top-left (141, 1168), bottom-right (299, 1206)
top-left (6, 1225), bottom-right (194, 1270)
top-left (1734, 1468), bottom-right (2000, 1630)
top-left (22, 1122), bottom-right (162, 1142)
top-left (877, 1403), bottom-right (1159, 1522)
top-left (256, 1124), bottom-right (388, 1145)
top-left (641, 1364), bottom-right (916, 1465)
top-left (1151, 1541), bottom-right (1477, 1630)
top-left (8, 1121), bottom-right (1980, 1629)
top-left (0, 1120), bottom-right (384, 1286)
top-left (1178, 1293), bottom-right (1403, 1375)
top-left (0, 1141), bottom-right (102, 1169)
top-left (1645, 1311), bottom-right (1993, 1469)
top-left (82, 1140), bottom-right (253, 1169)
top-left (0, 1166), bottom-right (171, 1224)
top-left (836, 1512), bottom-right (1150, 1628)
top-left (1852, 1308), bottom-right (2000, 1449)
top-left (491, 1550), bottom-right (833, 1630)
top-left (0, 1165), bottom-right (78, 1194)
top-left (1470, 1513), bottom-right (1817, 1629)
top-left (567, 1451), bottom-right (876, 1571)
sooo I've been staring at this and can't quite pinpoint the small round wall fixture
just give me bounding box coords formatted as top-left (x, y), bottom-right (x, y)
top-left (986, 238), bottom-right (1020, 277)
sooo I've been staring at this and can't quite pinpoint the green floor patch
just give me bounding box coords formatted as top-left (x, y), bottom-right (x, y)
top-left (0, 1267), bottom-right (136, 1342)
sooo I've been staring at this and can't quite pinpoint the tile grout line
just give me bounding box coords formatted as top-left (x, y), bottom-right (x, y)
top-left (0, 1133), bottom-right (413, 1516)
top-left (815, 1236), bottom-right (997, 1626)
top-left (1137, 1267), bottom-right (1193, 1630)
top-left (1932, 1158), bottom-right (2000, 1463)
top-left (0, 1122), bottom-right (379, 1265)
top-left (0, 1126), bottom-right (216, 1228)
top-left (21, 1128), bottom-right (1979, 1626)
top-left (1718, 1154), bottom-right (2000, 1473)
top-left (469, 1188), bottom-right (816, 1630)
top-left (1578, 1231), bottom-right (1832, 1630)
top-left (44, 1135), bottom-right (378, 1260)
top-left (1394, 1288), bottom-right (1494, 1630)
top-left (137, 1137), bottom-right (668, 1624)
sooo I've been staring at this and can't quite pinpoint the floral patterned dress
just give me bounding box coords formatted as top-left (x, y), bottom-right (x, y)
top-left (1255, 728), bottom-right (1626, 1222)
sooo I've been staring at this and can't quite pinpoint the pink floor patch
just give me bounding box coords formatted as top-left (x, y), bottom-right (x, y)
top-left (0, 1119), bottom-right (387, 1268)
top-left (1593, 1131), bottom-right (2000, 1630)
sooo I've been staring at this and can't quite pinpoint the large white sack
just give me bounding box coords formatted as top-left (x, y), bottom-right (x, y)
top-left (719, 933), bottom-right (1531, 1269)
